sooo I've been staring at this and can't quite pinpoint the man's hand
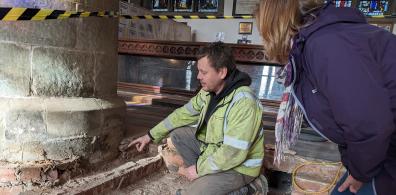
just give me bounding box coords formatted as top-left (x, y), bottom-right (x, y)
top-left (338, 174), bottom-right (363, 193)
top-left (128, 134), bottom-right (151, 152)
top-left (178, 165), bottom-right (199, 181)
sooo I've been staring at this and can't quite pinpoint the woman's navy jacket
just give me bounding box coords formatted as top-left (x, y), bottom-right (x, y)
top-left (290, 3), bottom-right (396, 194)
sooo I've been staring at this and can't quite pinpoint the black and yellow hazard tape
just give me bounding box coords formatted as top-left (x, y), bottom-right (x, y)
top-left (0, 7), bottom-right (253, 21)
top-left (0, 7), bottom-right (117, 21)
top-left (2, 7), bottom-right (393, 21)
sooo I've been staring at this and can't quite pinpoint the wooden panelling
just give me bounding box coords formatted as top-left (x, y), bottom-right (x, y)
top-left (119, 39), bottom-right (281, 66)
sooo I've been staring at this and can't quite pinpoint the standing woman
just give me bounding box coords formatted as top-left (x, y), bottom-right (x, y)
top-left (256, 0), bottom-right (396, 194)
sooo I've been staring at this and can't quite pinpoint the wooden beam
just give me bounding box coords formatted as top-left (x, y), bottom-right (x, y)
top-left (118, 39), bottom-right (281, 66)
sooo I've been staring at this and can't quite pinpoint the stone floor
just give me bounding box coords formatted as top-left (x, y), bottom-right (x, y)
top-left (110, 169), bottom-right (189, 195)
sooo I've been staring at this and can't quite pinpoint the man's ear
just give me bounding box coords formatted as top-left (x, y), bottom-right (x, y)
top-left (219, 67), bottom-right (227, 80)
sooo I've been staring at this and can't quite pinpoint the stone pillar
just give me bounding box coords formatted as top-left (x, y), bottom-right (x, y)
top-left (0, 0), bottom-right (124, 166)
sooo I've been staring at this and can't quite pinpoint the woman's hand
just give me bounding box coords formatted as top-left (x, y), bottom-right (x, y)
top-left (338, 174), bottom-right (363, 193)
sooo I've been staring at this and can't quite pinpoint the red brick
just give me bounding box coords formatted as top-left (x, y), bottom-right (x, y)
top-left (19, 167), bottom-right (42, 182)
top-left (0, 168), bottom-right (17, 183)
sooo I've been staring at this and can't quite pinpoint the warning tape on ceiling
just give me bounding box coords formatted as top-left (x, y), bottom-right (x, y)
top-left (0, 7), bottom-right (254, 21)
top-left (0, 7), bottom-right (392, 21)
top-left (0, 7), bottom-right (117, 21)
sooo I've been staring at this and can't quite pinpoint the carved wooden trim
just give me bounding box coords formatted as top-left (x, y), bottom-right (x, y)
top-left (118, 39), bottom-right (280, 66)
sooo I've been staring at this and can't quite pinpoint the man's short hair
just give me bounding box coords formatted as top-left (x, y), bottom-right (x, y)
top-left (197, 42), bottom-right (236, 73)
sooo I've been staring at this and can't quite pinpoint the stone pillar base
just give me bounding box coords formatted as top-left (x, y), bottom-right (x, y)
top-left (0, 97), bottom-right (125, 164)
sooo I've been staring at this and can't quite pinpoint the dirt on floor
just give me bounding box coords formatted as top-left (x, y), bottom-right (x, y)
top-left (110, 168), bottom-right (189, 195)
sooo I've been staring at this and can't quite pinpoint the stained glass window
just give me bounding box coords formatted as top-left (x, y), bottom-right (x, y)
top-left (152, 0), bottom-right (169, 11)
top-left (333, 0), bottom-right (353, 7)
top-left (358, 0), bottom-right (390, 16)
top-left (198, 0), bottom-right (219, 12)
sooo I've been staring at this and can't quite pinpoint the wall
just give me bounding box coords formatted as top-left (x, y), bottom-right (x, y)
top-left (175, 1), bottom-right (262, 44)
top-left (176, 1), bottom-right (396, 43)
top-left (119, 1), bottom-right (192, 41)
top-left (175, 18), bottom-right (262, 44)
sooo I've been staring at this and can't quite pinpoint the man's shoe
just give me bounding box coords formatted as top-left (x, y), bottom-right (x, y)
top-left (247, 174), bottom-right (269, 195)
top-left (228, 186), bottom-right (249, 195)
top-left (227, 174), bottom-right (268, 195)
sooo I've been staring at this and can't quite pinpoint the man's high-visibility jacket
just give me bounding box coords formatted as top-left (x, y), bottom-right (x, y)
top-left (149, 86), bottom-right (264, 177)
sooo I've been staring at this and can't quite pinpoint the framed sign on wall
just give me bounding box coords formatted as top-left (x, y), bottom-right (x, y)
top-left (144, 0), bottom-right (225, 15)
top-left (233, 0), bottom-right (260, 16)
top-left (239, 22), bottom-right (253, 34)
top-left (174, 0), bottom-right (194, 12)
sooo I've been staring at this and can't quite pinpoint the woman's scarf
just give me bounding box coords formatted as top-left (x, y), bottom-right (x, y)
top-left (274, 60), bottom-right (304, 165)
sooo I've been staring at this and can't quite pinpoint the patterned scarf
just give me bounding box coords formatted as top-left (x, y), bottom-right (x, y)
top-left (274, 60), bottom-right (304, 165)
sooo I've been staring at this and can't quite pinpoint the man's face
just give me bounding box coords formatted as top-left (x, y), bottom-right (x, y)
top-left (197, 56), bottom-right (227, 94)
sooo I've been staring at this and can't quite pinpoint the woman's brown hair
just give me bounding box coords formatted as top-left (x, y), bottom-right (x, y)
top-left (255, 0), bottom-right (325, 64)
